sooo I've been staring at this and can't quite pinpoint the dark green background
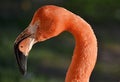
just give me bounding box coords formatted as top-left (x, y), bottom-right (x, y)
top-left (0, 0), bottom-right (120, 82)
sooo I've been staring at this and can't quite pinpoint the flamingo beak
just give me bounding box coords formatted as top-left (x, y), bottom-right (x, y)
top-left (14, 32), bottom-right (32, 75)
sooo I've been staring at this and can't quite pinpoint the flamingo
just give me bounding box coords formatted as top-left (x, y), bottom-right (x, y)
top-left (14, 5), bottom-right (97, 82)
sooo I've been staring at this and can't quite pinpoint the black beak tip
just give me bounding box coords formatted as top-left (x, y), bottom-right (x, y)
top-left (18, 54), bottom-right (27, 76)
top-left (20, 65), bottom-right (27, 76)
top-left (14, 43), bottom-right (28, 75)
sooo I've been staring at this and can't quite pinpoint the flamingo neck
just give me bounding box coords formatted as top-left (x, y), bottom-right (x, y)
top-left (65, 16), bottom-right (97, 82)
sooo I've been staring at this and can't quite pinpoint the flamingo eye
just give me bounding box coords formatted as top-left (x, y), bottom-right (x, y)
top-left (19, 44), bottom-right (24, 49)
top-left (19, 44), bottom-right (25, 52)
top-left (20, 46), bottom-right (23, 48)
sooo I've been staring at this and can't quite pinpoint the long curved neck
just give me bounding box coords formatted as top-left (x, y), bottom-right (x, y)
top-left (65, 15), bottom-right (97, 82)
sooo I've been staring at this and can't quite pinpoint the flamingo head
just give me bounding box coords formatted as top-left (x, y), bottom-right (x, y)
top-left (14, 5), bottom-right (67, 75)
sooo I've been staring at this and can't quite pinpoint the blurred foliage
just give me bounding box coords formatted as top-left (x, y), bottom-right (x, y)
top-left (0, 0), bottom-right (120, 26)
top-left (64, 0), bottom-right (120, 22)
top-left (0, 0), bottom-right (120, 82)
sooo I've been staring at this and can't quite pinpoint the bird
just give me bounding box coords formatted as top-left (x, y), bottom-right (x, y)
top-left (14, 5), bottom-right (97, 82)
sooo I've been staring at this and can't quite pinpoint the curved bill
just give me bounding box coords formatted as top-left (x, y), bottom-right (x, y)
top-left (14, 34), bottom-right (31, 75)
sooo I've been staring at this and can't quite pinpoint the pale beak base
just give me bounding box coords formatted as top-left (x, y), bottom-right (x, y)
top-left (14, 42), bottom-right (28, 75)
top-left (14, 33), bottom-right (31, 75)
